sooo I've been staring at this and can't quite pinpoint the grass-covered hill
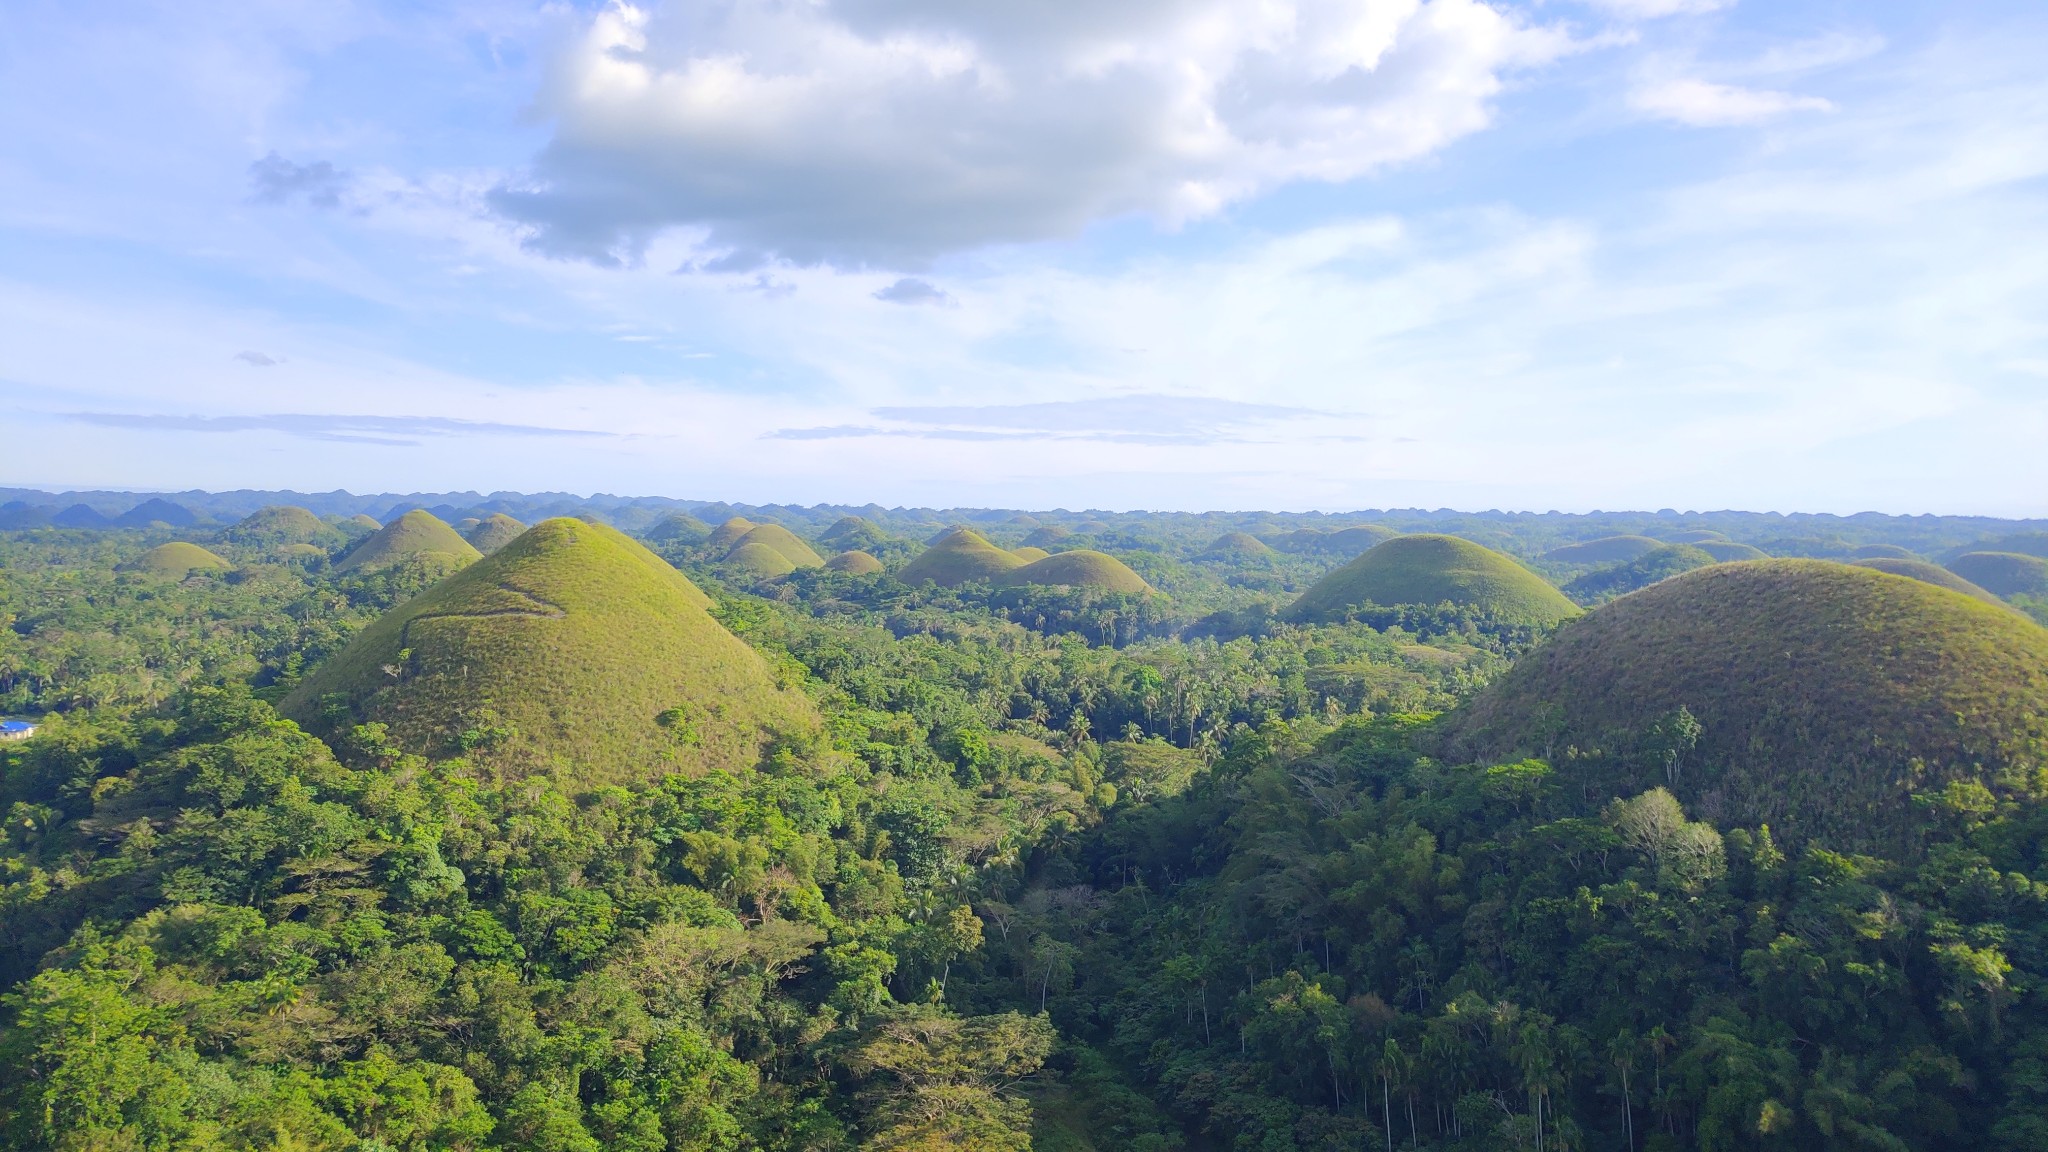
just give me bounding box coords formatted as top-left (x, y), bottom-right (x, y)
top-left (1850, 556), bottom-right (2005, 604)
top-left (221, 505), bottom-right (344, 549)
top-left (1542, 535), bottom-right (1661, 564)
top-left (730, 523), bottom-right (823, 568)
top-left (334, 509), bottom-right (481, 572)
top-left (1022, 525), bottom-right (1072, 549)
top-left (726, 540), bottom-right (798, 579)
top-left (335, 513), bottom-right (381, 538)
top-left (897, 528), bottom-right (1027, 587)
top-left (1440, 560), bottom-right (2048, 850)
top-left (1010, 545), bottom-right (1051, 563)
top-left (1288, 534), bottom-right (1578, 626)
top-left (464, 512), bottom-right (525, 554)
top-left (1664, 529), bottom-right (1727, 544)
top-left (644, 511), bottom-right (710, 545)
top-left (1853, 543), bottom-right (1918, 559)
top-left (115, 497), bottom-right (199, 527)
top-left (1951, 551), bottom-right (2048, 598)
top-left (1201, 531), bottom-right (1278, 559)
top-left (1952, 531), bottom-right (2048, 561)
top-left (128, 541), bottom-right (231, 576)
top-left (706, 516), bottom-right (756, 550)
top-left (1696, 540), bottom-right (1769, 562)
top-left (998, 550), bottom-right (1152, 594)
top-left (283, 518), bottom-right (817, 783)
top-left (1562, 543), bottom-right (1717, 603)
top-left (825, 549), bottom-right (884, 574)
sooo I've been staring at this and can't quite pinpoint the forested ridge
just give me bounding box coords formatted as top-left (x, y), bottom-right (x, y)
top-left (3, 507), bottom-right (2048, 1151)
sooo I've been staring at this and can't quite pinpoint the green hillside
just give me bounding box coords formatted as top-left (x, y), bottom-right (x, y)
top-left (730, 523), bottom-right (823, 568)
top-left (706, 517), bottom-right (756, 550)
top-left (1010, 545), bottom-right (1051, 563)
top-left (825, 549), bottom-right (884, 575)
top-left (334, 510), bottom-right (482, 572)
top-left (1697, 540), bottom-right (1768, 562)
top-left (129, 541), bottom-right (231, 576)
top-left (273, 543), bottom-right (328, 564)
top-left (1853, 543), bottom-right (1918, 559)
top-left (464, 513), bottom-right (526, 554)
top-left (998, 550), bottom-right (1151, 594)
top-left (1851, 557), bottom-right (2005, 604)
top-left (726, 541), bottom-right (798, 579)
top-left (1323, 525), bottom-right (1399, 555)
top-left (1955, 531), bottom-right (2048, 560)
top-left (1951, 551), bottom-right (2048, 598)
top-left (283, 518), bottom-right (815, 783)
top-left (335, 513), bottom-right (381, 539)
top-left (1562, 544), bottom-right (1717, 603)
top-left (1023, 525), bottom-right (1072, 549)
top-left (1201, 531), bottom-right (1278, 559)
top-left (644, 512), bottom-right (710, 545)
top-left (897, 528), bottom-right (1027, 587)
top-left (1440, 560), bottom-right (2048, 850)
top-left (1664, 529), bottom-right (1728, 544)
top-left (1543, 535), bottom-right (1660, 564)
top-left (221, 505), bottom-right (343, 548)
top-left (1288, 534), bottom-right (1578, 626)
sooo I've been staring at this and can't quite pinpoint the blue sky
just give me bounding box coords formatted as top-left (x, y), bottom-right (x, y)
top-left (2, 0), bottom-right (2045, 513)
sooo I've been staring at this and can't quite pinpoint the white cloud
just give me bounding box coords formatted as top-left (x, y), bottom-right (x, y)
top-left (1578, 0), bottom-right (1732, 18)
top-left (493, 0), bottom-right (1571, 267)
top-left (1631, 77), bottom-right (1833, 126)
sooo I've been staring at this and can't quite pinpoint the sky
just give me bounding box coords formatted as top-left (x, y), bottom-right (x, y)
top-left (2, 0), bottom-right (2045, 514)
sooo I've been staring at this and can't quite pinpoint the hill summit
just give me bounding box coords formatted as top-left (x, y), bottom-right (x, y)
top-left (283, 518), bottom-right (817, 784)
top-left (1288, 534), bottom-right (1577, 626)
top-left (1439, 560), bottom-right (2048, 850)
top-left (898, 529), bottom-right (1027, 587)
top-left (335, 510), bottom-right (482, 572)
top-left (999, 550), bottom-right (1151, 593)
top-left (464, 513), bottom-right (526, 554)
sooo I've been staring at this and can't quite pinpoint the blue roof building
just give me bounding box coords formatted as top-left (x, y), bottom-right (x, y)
top-left (0, 720), bottom-right (37, 741)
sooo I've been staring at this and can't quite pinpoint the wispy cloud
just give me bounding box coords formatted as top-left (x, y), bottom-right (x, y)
top-left (234, 350), bottom-right (280, 366)
top-left (873, 278), bottom-right (949, 306)
top-left (249, 153), bottom-right (349, 209)
top-left (768, 395), bottom-right (1355, 446)
top-left (1632, 78), bottom-right (1834, 126)
top-left (67, 412), bottom-right (612, 447)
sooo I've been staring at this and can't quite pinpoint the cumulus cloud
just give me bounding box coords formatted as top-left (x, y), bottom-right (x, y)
top-left (1632, 78), bottom-right (1834, 126)
top-left (249, 152), bottom-right (349, 208)
top-left (873, 278), bottom-right (949, 305)
top-left (494, 0), bottom-right (1570, 267)
top-left (1578, 0), bottom-right (1731, 17)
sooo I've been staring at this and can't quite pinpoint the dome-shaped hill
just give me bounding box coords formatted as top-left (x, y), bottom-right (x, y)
top-left (1544, 536), bottom-right (1661, 564)
top-left (1202, 531), bottom-right (1278, 560)
top-left (642, 513), bottom-right (710, 546)
top-left (336, 510), bottom-right (482, 573)
top-left (729, 524), bottom-right (822, 568)
top-left (999, 550), bottom-right (1151, 594)
top-left (1949, 552), bottom-right (2048, 599)
top-left (274, 543), bottom-right (328, 565)
top-left (1852, 544), bottom-right (1917, 560)
top-left (1564, 545), bottom-right (1717, 603)
top-left (282, 518), bottom-right (817, 784)
top-left (465, 514), bottom-right (526, 555)
top-left (898, 529), bottom-right (1026, 587)
top-left (1010, 546), bottom-right (1051, 563)
top-left (1439, 561), bottom-right (2048, 851)
top-left (337, 514), bottom-right (381, 538)
top-left (130, 542), bottom-right (230, 576)
top-left (1697, 541), bottom-right (1768, 562)
top-left (826, 550), bottom-right (884, 575)
top-left (1850, 558), bottom-right (2004, 605)
top-left (1288, 535), bottom-right (1577, 626)
top-left (1322, 525), bottom-right (1399, 556)
top-left (1952, 532), bottom-right (2048, 562)
top-left (1023, 526), bottom-right (1072, 549)
top-left (1664, 529), bottom-right (1728, 544)
top-left (706, 517), bottom-right (756, 550)
top-left (115, 497), bottom-right (198, 528)
top-left (454, 517), bottom-right (482, 534)
top-left (1073, 520), bottom-right (1111, 535)
top-left (224, 506), bottom-right (344, 548)
top-left (1009, 514), bottom-right (1043, 528)
top-left (726, 541), bottom-right (798, 579)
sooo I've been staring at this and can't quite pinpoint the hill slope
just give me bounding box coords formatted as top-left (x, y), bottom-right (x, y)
top-left (223, 506), bottom-right (343, 549)
top-left (726, 541), bottom-right (798, 579)
top-left (706, 517), bottom-right (756, 550)
top-left (897, 529), bottom-right (1027, 587)
top-left (729, 523), bottom-right (823, 568)
top-left (1697, 541), bottom-right (1769, 562)
top-left (1288, 534), bottom-right (1577, 626)
top-left (130, 542), bottom-right (231, 575)
top-left (1202, 531), bottom-right (1278, 559)
top-left (999, 550), bottom-right (1151, 594)
top-left (283, 518), bottom-right (815, 783)
top-left (1439, 560), bottom-right (2048, 850)
top-left (1543, 535), bottom-right (1660, 564)
top-left (335, 510), bottom-right (482, 572)
top-left (1950, 552), bottom-right (2048, 598)
top-left (1851, 557), bottom-right (2004, 604)
top-left (825, 549), bottom-right (884, 575)
top-left (464, 513), bottom-right (526, 554)
top-left (1563, 544), bottom-right (1717, 603)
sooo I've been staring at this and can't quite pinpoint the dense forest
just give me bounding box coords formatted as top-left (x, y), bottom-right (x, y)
top-left (3, 491), bottom-right (2048, 1151)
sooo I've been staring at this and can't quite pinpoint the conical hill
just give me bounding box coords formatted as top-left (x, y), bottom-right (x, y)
top-left (1950, 552), bottom-right (2048, 599)
top-left (999, 550), bottom-right (1151, 594)
top-left (706, 517), bottom-right (756, 550)
top-left (1022, 526), bottom-right (1072, 549)
top-left (727, 542), bottom-right (798, 579)
top-left (826, 550), bottom-right (884, 575)
top-left (1202, 531), bottom-right (1277, 559)
top-left (729, 524), bottom-right (822, 568)
top-left (465, 514), bottom-right (526, 554)
top-left (1010, 546), bottom-right (1051, 563)
top-left (898, 529), bottom-right (1026, 587)
top-left (1438, 561), bottom-right (2048, 851)
top-left (645, 513), bottom-right (711, 545)
top-left (223, 506), bottom-right (343, 548)
top-left (283, 519), bottom-right (817, 784)
top-left (1850, 557), bottom-right (2004, 605)
top-left (130, 542), bottom-right (231, 576)
top-left (1288, 535), bottom-right (1577, 626)
top-left (336, 510), bottom-right (482, 572)
top-left (1543, 535), bottom-right (1660, 564)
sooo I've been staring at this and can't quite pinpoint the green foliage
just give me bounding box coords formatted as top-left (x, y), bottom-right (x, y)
top-left (222, 505), bottom-right (347, 550)
top-left (1563, 544), bottom-right (1718, 604)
